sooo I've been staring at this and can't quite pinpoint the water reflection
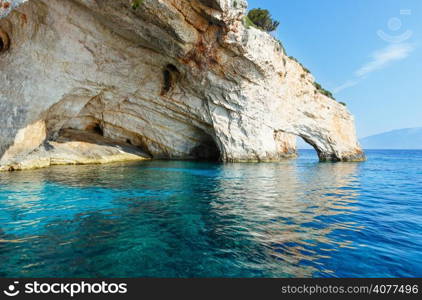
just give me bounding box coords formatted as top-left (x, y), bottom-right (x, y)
top-left (0, 158), bottom-right (377, 277)
top-left (207, 162), bottom-right (361, 277)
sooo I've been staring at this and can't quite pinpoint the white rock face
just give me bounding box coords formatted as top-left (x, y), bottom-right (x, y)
top-left (0, 0), bottom-right (364, 170)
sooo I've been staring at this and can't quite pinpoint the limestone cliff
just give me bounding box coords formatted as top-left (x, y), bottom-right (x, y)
top-left (0, 0), bottom-right (364, 171)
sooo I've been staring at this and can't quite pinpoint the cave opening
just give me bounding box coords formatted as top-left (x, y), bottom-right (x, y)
top-left (189, 135), bottom-right (221, 162)
top-left (161, 64), bottom-right (180, 95)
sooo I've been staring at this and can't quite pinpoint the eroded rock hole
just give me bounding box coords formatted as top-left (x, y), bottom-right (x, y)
top-left (161, 64), bottom-right (180, 95)
top-left (86, 122), bottom-right (104, 136)
top-left (0, 29), bottom-right (10, 53)
top-left (93, 124), bottom-right (104, 136)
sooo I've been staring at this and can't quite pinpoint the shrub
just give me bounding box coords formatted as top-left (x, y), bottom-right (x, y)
top-left (276, 39), bottom-right (286, 54)
top-left (131, 0), bottom-right (144, 9)
top-left (289, 56), bottom-right (310, 74)
top-left (313, 82), bottom-right (335, 100)
top-left (247, 8), bottom-right (280, 32)
top-left (243, 16), bottom-right (258, 29)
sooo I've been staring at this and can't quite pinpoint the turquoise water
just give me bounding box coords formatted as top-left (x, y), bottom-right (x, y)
top-left (0, 150), bottom-right (421, 278)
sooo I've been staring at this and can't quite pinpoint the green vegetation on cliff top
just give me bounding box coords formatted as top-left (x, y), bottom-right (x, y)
top-left (245, 8), bottom-right (340, 103)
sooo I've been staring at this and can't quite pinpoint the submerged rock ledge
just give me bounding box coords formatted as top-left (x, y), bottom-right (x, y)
top-left (0, 0), bottom-right (364, 171)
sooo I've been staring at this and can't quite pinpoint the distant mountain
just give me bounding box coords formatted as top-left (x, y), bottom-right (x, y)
top-left (360, 127), bottom-right (422, 149)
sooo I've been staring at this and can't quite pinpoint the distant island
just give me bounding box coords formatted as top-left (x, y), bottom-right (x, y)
top-left (359, 128), bottom-right (422, 149)
top-left (298, 127), bottom-right (422, 150)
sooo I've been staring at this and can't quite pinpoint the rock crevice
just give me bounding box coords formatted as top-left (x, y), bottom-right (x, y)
top-left (0, 0), bottom-right (364, 171)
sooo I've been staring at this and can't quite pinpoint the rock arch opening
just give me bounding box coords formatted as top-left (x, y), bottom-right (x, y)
top-left (297, 136), bottom-right (319, 159)
top-left (297, 137), bottom-right (316, 150)
top-left (274, 131), bottom-right (323, 161)
top-left (297, 136), bottom-right (345, 162)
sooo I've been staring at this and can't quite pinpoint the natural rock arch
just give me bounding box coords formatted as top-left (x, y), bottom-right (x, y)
top-left (0, 0), bottom-right (364, 171)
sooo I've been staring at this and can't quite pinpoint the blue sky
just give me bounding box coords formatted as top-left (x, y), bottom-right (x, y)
top-left (247, 0), bottom-right (422, 138)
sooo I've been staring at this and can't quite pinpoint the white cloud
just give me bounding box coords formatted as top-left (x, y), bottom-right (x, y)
top-left (334, 43), bottom-right (415, 93)
top-left (355, 43), bottom-right (414, 77)
top-left (333, 80), bottom-right (359, 94)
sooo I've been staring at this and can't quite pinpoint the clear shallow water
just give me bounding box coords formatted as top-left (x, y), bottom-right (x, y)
top-left (0, 150), bottom-right (421, 278)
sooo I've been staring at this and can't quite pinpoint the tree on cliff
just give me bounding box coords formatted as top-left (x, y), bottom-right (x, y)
top-left (247, 8), bottom-right (280, 32)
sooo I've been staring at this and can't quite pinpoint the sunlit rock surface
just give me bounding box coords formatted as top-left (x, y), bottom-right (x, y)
top-left (0, 0), bottom-right (364, 171)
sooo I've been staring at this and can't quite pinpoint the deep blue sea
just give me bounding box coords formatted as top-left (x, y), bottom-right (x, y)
top-left (0, 150), bottom-right (421, 278)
